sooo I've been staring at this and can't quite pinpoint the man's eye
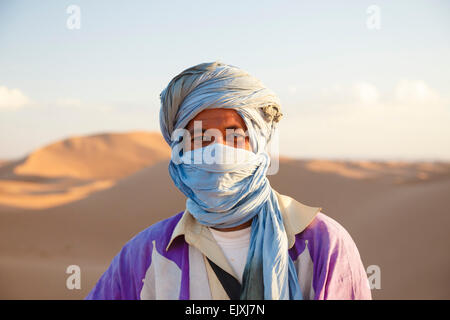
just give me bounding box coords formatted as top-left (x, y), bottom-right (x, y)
top-left (227, 133), bottom-right (245, 139)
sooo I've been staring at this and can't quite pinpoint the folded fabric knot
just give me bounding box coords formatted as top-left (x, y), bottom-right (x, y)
top-left (262, 105), bottom-right (283, 123)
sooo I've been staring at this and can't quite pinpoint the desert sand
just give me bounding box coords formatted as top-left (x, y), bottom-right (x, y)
top-left (0, 131), bottom-right (449, 299)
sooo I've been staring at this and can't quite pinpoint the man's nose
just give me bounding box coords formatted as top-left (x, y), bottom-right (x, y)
top-left (214, 135), bottom-right (225, 145)
top-left (214, 134), bottom-right (236, 147)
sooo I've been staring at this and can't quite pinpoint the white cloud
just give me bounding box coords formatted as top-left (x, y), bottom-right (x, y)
top-left (318, 82), bottom-right (379, 105)
top-left (352, 82), bottom-right (379, 105)
top-left (0, 92), bottom-right (113, 112)
top-left (0, 86), bottom-right (31, 110)
top-left (394, 80), bottom-right (440, 104)
top-left (280, 80), bottom-right (450, 160)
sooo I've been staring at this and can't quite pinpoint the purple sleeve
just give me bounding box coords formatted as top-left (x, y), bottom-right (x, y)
top-left (85, 230), bottom-right (154, 300)
top-left (304, 213), bottom-right (372, 300)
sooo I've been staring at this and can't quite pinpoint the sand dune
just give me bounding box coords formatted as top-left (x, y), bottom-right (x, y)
top-left (0, 131), bottom-right (170, 209)
top-left (14, 131), bottom-right (170, 180)
top-left (0, 131), bottom-right (449, 299)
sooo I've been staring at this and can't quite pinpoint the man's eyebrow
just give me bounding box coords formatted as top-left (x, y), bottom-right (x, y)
top-left (188, 128), bottom-right (206, 135)
top-left (225, 125), bottom-right (240, 130)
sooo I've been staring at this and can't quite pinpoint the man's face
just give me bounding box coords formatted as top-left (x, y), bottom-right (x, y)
top-left (184, 108), bottom-right (251, 151)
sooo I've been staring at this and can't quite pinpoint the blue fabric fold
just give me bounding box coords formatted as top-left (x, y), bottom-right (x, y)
top-left (169, 143), bottom-right (303, 300)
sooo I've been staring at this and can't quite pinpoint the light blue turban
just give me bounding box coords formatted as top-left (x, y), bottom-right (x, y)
top-left (159, 61), bottom-right (302, 300)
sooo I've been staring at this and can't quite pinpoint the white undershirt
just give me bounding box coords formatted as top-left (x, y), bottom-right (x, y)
top-left (209, 226), bottom-right (251, 284)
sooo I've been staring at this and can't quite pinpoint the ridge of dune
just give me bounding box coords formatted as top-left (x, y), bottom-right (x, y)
top-left (302, 159), bottom-right (450, 183)
top-left (0, 131), bottom-right (171, 209)
top-left (13, 131), bottom-right (170, 180)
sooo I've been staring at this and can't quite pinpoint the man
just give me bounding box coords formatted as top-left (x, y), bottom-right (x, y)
top-left (86, 61), bottom-right (372, 300)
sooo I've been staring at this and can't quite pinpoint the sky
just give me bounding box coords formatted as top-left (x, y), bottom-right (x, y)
top-left (1, 0), bottom-right (449, 161)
